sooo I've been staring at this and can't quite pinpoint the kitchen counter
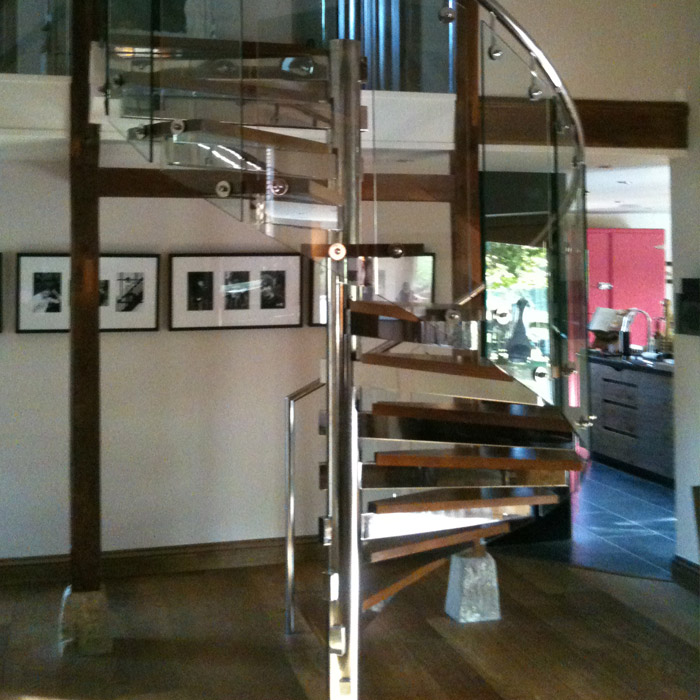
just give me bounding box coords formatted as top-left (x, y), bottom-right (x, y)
top-left (589, 353), bottom-right (674, 376)
top-left (588, 354), bottom-right (674, 482)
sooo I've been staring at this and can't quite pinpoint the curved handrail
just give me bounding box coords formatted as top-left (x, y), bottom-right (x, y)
top-left (473, 0), bottom-right (585, 155)
top-left (472, 0), bottom-right (586, 227)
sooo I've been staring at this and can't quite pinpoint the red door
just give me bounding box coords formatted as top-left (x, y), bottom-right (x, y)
top-left (587, 229), bottom-right (613, 318)
top-left (588, 228), bottom-right (665, 347)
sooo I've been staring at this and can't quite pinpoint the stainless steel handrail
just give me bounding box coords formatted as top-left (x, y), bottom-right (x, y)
top-left (285, 377), bottom-right (325, 635)
top-left (474, 0), bottom-right (585, 156)
top-left (474, 0), bottom-right (586, 225)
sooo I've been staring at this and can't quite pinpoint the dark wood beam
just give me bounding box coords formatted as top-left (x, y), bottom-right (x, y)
top-left (0, 0), bottom-right (18, 72)
top-left (97, 168), bottom-right (265, 198)
top-left (69, 0), bottom-right (101, 593)
top-left (483, 97), bottom-right (689, 150)
top-left (576, 99), bottom-right (688, 149)
top-left (365, 174), bottom-right (454, 202)
top-left (451, 1), bottom-right (482, 299)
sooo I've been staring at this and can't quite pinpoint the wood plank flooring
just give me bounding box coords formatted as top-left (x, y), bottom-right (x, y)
top-left (0, 552), bottom-right (697, 700)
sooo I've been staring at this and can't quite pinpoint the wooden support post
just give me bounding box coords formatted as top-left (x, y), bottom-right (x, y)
top-left (69, 0), bottom-right (101, 593)
top-left (451, 1), bottom-right (482, 299)
top-left (0, 1), bottom-right (18, 73)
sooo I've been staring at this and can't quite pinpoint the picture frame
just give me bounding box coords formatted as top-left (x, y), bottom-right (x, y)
top-left (16, 254), bottom-right (71, 333)
top-left (98, 254), bottom-right (160, 331)
top-left (15, 254), bottom-right (160, 333)
top-left (169, 253), bottom-right (302, 330)
top-left (308, 253), bottom-right (436, 326)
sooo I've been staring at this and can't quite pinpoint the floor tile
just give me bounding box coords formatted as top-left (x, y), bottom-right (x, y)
top-left (587, 463), bottom-right (675, 511)
top-left (605, 532), bottom-right (676, 572)
top-left (500, 462), bottom-right (676, 581)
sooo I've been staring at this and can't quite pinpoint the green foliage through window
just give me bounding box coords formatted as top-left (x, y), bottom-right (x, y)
top-left (485, 242), bottom-right (548, 290)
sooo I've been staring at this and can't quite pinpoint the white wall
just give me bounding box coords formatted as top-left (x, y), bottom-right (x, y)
top-left (497, 0), bottom-right (696, 102)
top-left (0, 140), bottom-right (457, 559)
top-left (0, 146), bottom-right (329, 557)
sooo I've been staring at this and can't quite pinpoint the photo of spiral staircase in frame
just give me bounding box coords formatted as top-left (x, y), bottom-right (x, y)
top-left (90, 1), bottom-right (593, 697)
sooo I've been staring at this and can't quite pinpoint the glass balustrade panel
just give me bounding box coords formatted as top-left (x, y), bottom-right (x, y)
top-left (480, 18), bottom-right (556, 404)
top-left (106, 0), bottom-right (157, 160)
top-left (552, 94), bottom-right (590, 443)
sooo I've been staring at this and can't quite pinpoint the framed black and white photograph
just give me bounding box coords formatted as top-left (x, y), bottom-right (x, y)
top-left (309, 253), bottom-right (436, 325)
top-left (170, 254), bottom-right (302, 330)
top-left (16, 254), bottom-right (71, 332)
top-left (99, 255), bottom-right (160, 331)
top-left (16, 254), bottom-right (160, 333)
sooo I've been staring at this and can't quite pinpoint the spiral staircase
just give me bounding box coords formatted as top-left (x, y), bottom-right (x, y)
top-left (104, 1), bottom-right (592, 697)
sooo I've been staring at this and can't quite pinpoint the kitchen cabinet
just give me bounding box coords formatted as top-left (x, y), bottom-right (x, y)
top-left (589, 356), bottom-right (674, 481)
top-left (588, 228), bottom-right (665, 346)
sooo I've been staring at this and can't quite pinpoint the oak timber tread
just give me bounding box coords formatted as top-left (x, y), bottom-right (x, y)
top-left (371, 399), bottom-right (572, 434)
top-left (362, 557), bottom-right (449, 611)
top-left (361, 351), bottom-right (513, 380)
top-left (368, 487), bottom-right (559, 514)
top-left (374, 446), bottom-right (581, 471)
top-left (349, 300), bottom-right (421, 322)
top-left (351, 315), bottom-right (429, 345)
top-left (118, 71), bottom-right (329, 102)
top-left (358, 412), bottom-right (575, 448)
top-left (364, 521), bottom-right (510, 563)
top-left (320, 462), bottom-right (569, 489)
top-left (144, 119), bottom-right (332, 153)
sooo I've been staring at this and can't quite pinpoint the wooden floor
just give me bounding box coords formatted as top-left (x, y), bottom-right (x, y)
top-left (0, 551), bottom-right (697, 700)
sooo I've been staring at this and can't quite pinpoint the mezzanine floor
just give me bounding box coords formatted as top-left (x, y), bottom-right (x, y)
top-left (0, 552), bottom-right (697, 700)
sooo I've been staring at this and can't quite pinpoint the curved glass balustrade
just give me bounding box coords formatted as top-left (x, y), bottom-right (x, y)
top-left (103, 0), bottom-right (590, 440)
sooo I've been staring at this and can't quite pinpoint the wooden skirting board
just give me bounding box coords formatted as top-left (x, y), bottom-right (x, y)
top-left (0, 536), bottom-right (322, 587)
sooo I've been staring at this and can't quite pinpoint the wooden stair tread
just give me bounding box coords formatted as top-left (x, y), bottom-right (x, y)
top-left (368, 487), bottom-right (559, 514)
top-left (371, 400), bottom-right (572, 433)
top-left (319, 462), bottom-right (569, 490)
top-left (167, 120), bottom-right (333, 153)
top-left (350, 300), bottom-right (421, 322)
top-left (358, 412), bottom-right (574, 448)
top-left (374, 446), bottom-right (582, 471)
top-left (119, 71), bottom-right (329, 102)
top-left (360, 351), bottom-right (513, 381)
top-left (362, 556), bottom-right (449, 611)
top-left (364, 521), bottom-right (510, 563)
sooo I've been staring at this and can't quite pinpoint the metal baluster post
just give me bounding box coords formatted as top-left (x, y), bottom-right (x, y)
top-left (326, 38), bottom-right (363, 700)
top-left (285, 379), bottom-right (324, 635)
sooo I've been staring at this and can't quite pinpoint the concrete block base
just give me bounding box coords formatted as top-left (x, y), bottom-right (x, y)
top-left (59, 585), bottom-right (112, 655)
top-left (444, 546), bottom-right (501, 623)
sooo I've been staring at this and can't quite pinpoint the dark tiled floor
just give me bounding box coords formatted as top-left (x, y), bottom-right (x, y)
top-left (497, 462), bottom-right (676, 580)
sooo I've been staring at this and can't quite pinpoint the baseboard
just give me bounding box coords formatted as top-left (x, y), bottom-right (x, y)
top-left (591, 453), bottom-right (674, 488)
top-left (0, 536), bottom-right (322, 587)
top-left (671, 556), bottom-right (700, 595)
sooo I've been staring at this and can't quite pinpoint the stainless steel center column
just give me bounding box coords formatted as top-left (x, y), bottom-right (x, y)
top-left (326, 38), bottom-right (362, 700)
